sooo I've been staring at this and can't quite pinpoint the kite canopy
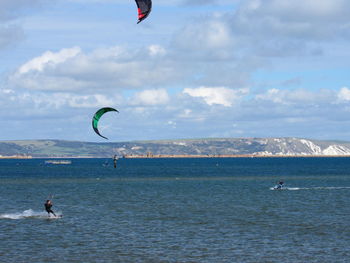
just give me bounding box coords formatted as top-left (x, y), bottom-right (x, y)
top-left (92, 107), bottom-right (118, 140)
top-left (135, 0), bottom-right (152, 24)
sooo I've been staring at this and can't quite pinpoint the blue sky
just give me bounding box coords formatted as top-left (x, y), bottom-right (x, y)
top-left (1, 0), bottom-right (350, 142)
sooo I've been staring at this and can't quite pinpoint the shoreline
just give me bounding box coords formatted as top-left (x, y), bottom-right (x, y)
top-left (122, 154), bottom-right (350, 158)
top-left (0, 155), bottom-right (33, 159)
top-left (3, 154), bottom-right (350, 159)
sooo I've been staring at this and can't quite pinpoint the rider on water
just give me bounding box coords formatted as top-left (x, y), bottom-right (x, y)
top-left (276, 181), bottom-right (284, 189)
top-left (44, 200), bottom-right (56, 217)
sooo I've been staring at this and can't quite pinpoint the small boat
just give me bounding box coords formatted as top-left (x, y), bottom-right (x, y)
top-left (45, 160), bottom-right (72, 165)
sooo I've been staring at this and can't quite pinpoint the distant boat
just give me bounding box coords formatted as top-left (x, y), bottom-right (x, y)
top-left (45, 160), bottom-right (72, 165)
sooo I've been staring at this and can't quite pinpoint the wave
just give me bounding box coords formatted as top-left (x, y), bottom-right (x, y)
top-left (270, 186), bottom-right (350, 191)
top-left (0, 209), bottom-right (62, 220)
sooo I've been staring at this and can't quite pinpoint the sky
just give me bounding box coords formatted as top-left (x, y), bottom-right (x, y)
top-left (1, 0), bottom-right (350, 142)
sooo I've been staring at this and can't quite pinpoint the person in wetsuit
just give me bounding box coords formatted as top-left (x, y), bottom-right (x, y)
top-left (44, 200), bottom-right (56, 217)
top-left (113, 155), bottom-right (118, 168)
top-left (276, 181), bottom-right (284, 189)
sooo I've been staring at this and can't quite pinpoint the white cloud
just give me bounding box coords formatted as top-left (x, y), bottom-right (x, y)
top-left (59, 93), bottom-right (118, 108)
top-left (262, 0), bottom-right (347, 20)
top-left (181, 109), bottom-right (192, 117)
top-left (255, 88), bottom-right (288, 104)
top-left (172, 17), bottom-right (234, 59)
top-left (233, 0), bottom-right (350, 40)
top-left (131, 89), bottom-right (170, 106)
top-left (1, 91), bottom-right (119, 111)
top-left (167, 0), bottom-right (340, 60)
top-left (148, 45), bottom-right (166, 57)
top-left (167, 120), bottom-right (176, 128)
top-left (337, 87), bottom-right (350, 101)
top-left (18, 47), bottom-right (81, 74)
top-left (9, 45), bottom-right (180, 92)
top-left (255, 88), bottom-right (335, 105)
top-left (183, 86), bottom-right (248, 107)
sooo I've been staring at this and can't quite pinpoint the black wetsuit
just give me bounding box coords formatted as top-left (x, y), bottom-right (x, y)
top-left (113, 155), bottom-right (117, 168)
top-left (44, 201), bottom-right (56, 216)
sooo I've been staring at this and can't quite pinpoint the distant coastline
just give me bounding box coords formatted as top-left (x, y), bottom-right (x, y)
top-left (122, 154), bottom-right (350, 158)
top-left (2, 138), bottom-right (350, 158)
top-left (3, 154), bottom-right (350, 159)
top-left (0, 155), bottom-right (33, 159)
top-left (3, 153), bottom-right (350, 159)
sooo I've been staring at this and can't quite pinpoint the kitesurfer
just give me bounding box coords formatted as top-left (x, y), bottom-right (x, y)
top-left (44, 200), bottom-right (56, 217)
top-left (276, 181), bottom-right (284, 189)
top-left (113, 155), bottom-right (118, 168)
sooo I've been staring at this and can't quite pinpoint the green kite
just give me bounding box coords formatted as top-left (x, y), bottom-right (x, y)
top-left (92, 107), bottom-right (118, 140)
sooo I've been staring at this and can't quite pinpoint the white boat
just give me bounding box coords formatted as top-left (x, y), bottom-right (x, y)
top-left (45, 160), bottom-right (72, 165)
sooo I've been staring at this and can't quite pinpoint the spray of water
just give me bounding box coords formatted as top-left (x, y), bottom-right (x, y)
top-left (0, 209), bottom-right (62, 219)
top-left (270, 186), bottom-right (350, 191)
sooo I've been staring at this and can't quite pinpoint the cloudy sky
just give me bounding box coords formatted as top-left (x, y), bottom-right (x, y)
top-left (1, 0), bottom-right (350, 142)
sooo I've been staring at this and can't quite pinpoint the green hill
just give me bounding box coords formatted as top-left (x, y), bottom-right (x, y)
top-left (1, 138), bottom-right (350, 158)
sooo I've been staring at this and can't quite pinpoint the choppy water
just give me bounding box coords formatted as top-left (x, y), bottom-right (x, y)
top-left (1, 157), bottom-right (350, 262)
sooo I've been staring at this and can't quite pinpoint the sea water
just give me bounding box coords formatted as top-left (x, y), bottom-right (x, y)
top-left (0, 157), bottom-right (350, 263)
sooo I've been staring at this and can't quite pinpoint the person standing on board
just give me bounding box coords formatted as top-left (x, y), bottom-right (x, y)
top-left (44, 199), bottom-right (56, 217)
top-left (113, 155), bottom-right (118, 168)
top-left (276, 181), bottom-right (284, 189)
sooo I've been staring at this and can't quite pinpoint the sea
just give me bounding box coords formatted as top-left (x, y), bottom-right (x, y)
top-left (0, 157), bottom-right (349, 263)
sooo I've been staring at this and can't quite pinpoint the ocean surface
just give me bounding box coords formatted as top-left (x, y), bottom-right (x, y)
top-left (1, 157), bottom-right (350, 263)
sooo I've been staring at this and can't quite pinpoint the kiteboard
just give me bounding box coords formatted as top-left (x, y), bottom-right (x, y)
top-left (271, 185), bottom-right (286, 190)
top-left (47, 215), bottom-right (63, 220)
top-left (270, 186), bottom-right (299, 191)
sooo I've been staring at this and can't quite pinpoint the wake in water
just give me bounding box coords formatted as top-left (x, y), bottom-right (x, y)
top-left (270, 186), bottom-right (350, 191)
top-left (0, 209), bottom-right (62, 220)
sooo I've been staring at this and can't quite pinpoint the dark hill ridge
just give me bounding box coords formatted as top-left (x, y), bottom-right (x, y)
top-left (1, 138), bottom-right (350, 158)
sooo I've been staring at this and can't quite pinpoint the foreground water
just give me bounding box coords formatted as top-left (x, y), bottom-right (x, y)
top-left (1, 157), bottom-right (349, 262)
